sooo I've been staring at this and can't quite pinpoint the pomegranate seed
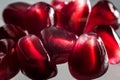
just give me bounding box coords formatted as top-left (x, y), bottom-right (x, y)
top-left (25, 2), bottom-right (56, 35)
top-left (68, 33), bottom-right (109, 80)
top-left (51, 0), bottom-right (67, 10)
top-left (84, 0), bottom-right (120, 33)
top-left (94, 25), bottom-right (120, 64)
top-left (0, 24), bottom-right (26, 42)
top-left (3, 2), bottom-right (30, 29)
top-left (16, 35), bottom-right (57, 80)
top-left (51, 0), bottom-right (67, 32)
top-left (41, 27), bottom-right (77, 64)
top-left (0, 39), bottom-right (19, 80)
top-left (56, 0), bottom-right (91, 36)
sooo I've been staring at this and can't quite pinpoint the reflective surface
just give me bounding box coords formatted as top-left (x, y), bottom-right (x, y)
top-left (0, 0), bottom-right (120, 80)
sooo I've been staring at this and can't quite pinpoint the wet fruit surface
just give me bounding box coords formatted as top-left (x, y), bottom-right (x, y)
top-left (3, 2), bottom-right (30, 30)
top-left (54, 0), bottom-right (91, 36)
top-left (0, 39), bottom-right (19, 80)
top-left (16, 35), bottom-right (57, 80)
top-left (51, 0), bottom-right (67, 10)
top-left (25, 2), bottom-right (56, 35)
top-left (51, 0), bottom-right (67, 29)
top-left (1, 0), bottom-right (120, 80)
top-left (84, 0), bottom-right (120, 33)
top-left (41, 27), bottom-right (77, 64)
top-left (0, 24), bottom-right (26, 42)
top-left (68, 33), bottom-right (109, 80)
top-left (94, 25), bottom-right (120, 64)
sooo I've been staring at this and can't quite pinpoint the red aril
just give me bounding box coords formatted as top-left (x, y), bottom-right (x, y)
top-left (25, 2), bottom-right (56, 36)
top-left (84, 0), bottom-right (120, 33)
top-left (16, 35), bottom-right (57, 80)
top-left (3, 2), bottom-right (30, 30)
top-left (0, 24), bottom-right (26, 42)
top-left (56, 0), bottom-right (91, 36)
top-left (94, 25), bottom-right (120, 64)
top-left (41, 27), bottom-right (77, 64)
top-left (0, 39), bottom-right (19, 80)
top-left (51, 0), bottom-right (67, 33)
top-left (51, 0), bottom-right (67, 10)
top-left (68, 33), bottom-right (108, 80)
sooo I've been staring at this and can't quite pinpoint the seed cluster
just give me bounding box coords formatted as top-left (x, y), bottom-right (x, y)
top-left (0, 0), bottom-right (120, 80)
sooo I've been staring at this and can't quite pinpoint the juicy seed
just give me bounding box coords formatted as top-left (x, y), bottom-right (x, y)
top-left (68, 33), bottom-right (109, 80)
top-left (16, 35), bottom-right (57, 80)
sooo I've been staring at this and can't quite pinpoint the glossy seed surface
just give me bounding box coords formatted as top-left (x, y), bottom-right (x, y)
top-left (84, 0), bottom-right (120, 33)
top-left (3, 2), bottom-right (30, 29)
top-left (16, 35), bottom-right (57, 80)
top-left (94, 25), bottom-right (120, 64)
top-left (68, 33), bottom-right (109, 80)
top-left (54, 0), bottom-right (91, 36)
top-left (25, 2), bottom-right (56, 35)
top-left (0, 39), bottom-right (19, 80)
top-left (0, 24), bottom-right (26, 42)
top-left (41, 27), bottom-right (77, 64)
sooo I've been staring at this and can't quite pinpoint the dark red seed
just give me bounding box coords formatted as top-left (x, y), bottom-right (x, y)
top-left (84, 0), bottom-right (120, 33)
top-left (0, 24), bottom-right (26, 42)
top-left (94, 25), bottom-right (120, 64)
top-left (41, 27), bottom-right (77, 64)
top-left (51, 0), bottom-right (67, 10)
top-left (56, 0), bottom-right (91, 36)
top-left (25, 2), bottom-right (56, 35)
top-left (16, 35), bottom-right (57, 80)
top-left (3, 2), bottom-right (30, 29)
top-left (68, 33), bottom-right (109, 80)
top-left (0, 39), bottom-right (19, 80)
top-left (51, 0), bottom-right (67, 31)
